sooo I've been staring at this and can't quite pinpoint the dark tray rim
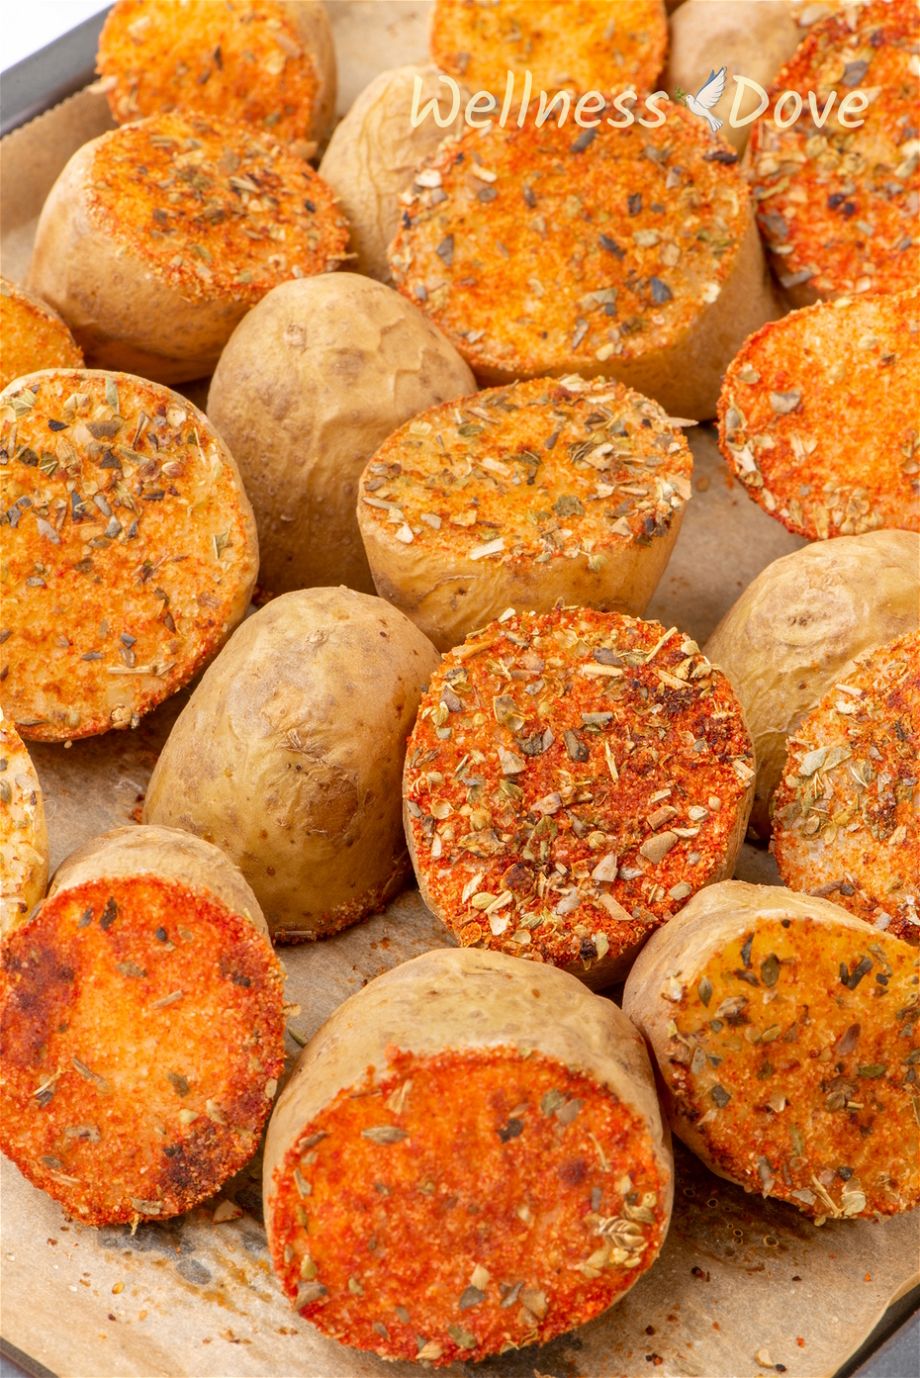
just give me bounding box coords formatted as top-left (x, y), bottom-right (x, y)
top-left (0, 8), bottom-right (918, 1378)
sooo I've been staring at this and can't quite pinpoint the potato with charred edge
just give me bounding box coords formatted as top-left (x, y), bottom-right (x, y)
top-left (0, 710), bottom-right (48, 937)
top-left (143, 588), bottom-right (440, 942)
top-left (28, 112), bottom-right (348, 383)
top-left (749, 0), bottom-right (919, 305)
top-left (388, 104), bottom-right (779, 418)
top-left (207, 274), bottom-right (475, 595)
top-left (773, 632), bottom-right (919, 943)
top-left (403, 607), bottom-right (754, 986)
top-left (264, 947), bottom-right (673, 1367)
top-left (0, 825), bottom-right (286, 1228)
top-left (0, 369), bottom-right (258, 742)
top-left (623, 880), bottom-right (919, 1221)
top-left (0, 277), bottom-right (82, 388)
top-left (718, 289), bottom-right (920, 541)
top-left (429, 0), bottom-right (668, 97)
top-left (97, 0), bottom-right (337, 147)
top-left (319, 65), bottom-right (465, 282)
top-left (704, 531), bottom-right (920, 839)
top-left (357, 375), bottom-right (692, 651)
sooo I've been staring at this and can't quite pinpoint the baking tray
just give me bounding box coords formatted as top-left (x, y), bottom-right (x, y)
top-left (1, 7), bottom-right (918, 1378)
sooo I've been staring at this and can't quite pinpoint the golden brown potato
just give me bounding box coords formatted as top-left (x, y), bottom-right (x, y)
top-left (206, 274), bottom-right (476, 595)
top-left (0, 277), bottom-right (83, 388)
top-left (623, 880), bottom-right (919, 1221)
top-left (1, 824), bottom-right (286, 1227)
top-left (97, 0), bottom-right (337, 147)
top-left (27, 113), bottom-right (348, 383)
top-left (264, 947), bottom-right (673, 1365)
top-left (357, 375), bottom-right (692, 651)
top-left (143, 587), bottom-right (440, 940)
top-left (0, 710), bottom-right (48, 936)
top-left (319, 65), bottom-right (464, 281)
top-left (704, 532), bottom-right (920, 838)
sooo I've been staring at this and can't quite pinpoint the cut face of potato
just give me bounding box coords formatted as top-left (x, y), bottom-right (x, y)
top-left (623, 882), bottom-right (920, 1221)
top-left (430, 0), bottom-right (668, 96)
top-left (0, 277), bottom-right (82, 389)
top-left (0, 370), bottom-right (258, 741)
top-left (263, 947), bottom-right (673, 1367)
top-left (773, 631), bottom-right (919, 942)
top-left (97, 0), bottom-right (337, 145)
top-left (749, 0), bottom-right (919, 304)
top-left (404, 607), bottom-right (755, 984)
top-left (0, 849), bottom-right (285, 1227)
top-left (388, 105), bottom-right (778, 417)
top-left (357, 375), bottom-right (692, 650)
top-left (718, 289), bottom-right (920, 540)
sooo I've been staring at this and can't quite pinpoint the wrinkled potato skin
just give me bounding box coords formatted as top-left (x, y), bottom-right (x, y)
top-left (143, 588), bottom-right (440, 940)
top-left (667, 1), bottom-right (810, 154)
top-left (361, 501), bottom-right (685, 654)
top-left (319, 65), bottom-right (464, 281)
top-left (291, 0), bottom-right (338, 145)
top-left (50, 824), bottom-right (268, 937)
top-left (264, 947), bottom-right (674, 1256)
top-left (704, 531), bottom-right (920, 837)
top-left (206, 275), bottom-right (475, 594)
top-left (621, 880), bottom-right (890, 1184)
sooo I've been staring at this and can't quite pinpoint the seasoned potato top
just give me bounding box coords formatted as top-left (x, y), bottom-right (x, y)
top-left (404, 607), bottom-right (754, 974)
top-left (85, 113), bottom-right (347, 305)
top-left (749, 0), bottom-right (919, 300)
top-left (665, 916), bottom-right (918, 1219)
top-left (430, 0), bottom-right (668, 96)
top-left (773, 632), bottom-right (919, 943)
top-left (389, 106), bottom-right (750, 377)
top-left (718, 289), bottom-right (920, 540)
top-left (0, 278), bottom-right (83, 389)
top-left (360, 376), bottom-right (692, 565)
top-left (98, 0), bottom-right (324, 144)
top-left (0, 370), bottom-right (258, 741)
top-left (0, 711), bottom-right (46, 935)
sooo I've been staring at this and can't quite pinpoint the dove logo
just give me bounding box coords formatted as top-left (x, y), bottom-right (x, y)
top-left (680, 67), bottom-right (727, 133)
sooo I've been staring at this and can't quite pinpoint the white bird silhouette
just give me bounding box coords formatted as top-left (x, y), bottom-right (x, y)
top-left (683, 66), bottom-right (727, 132)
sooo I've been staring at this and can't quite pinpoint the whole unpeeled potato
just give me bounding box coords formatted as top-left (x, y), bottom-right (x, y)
top-left (207, 274), bottom-right (475, 595)
top-left (666, 1), bottom-right (828, 153)
top-left (142, 586), bottom-right (440, 941)
top-left (319, 64), bottom-right (465, 281)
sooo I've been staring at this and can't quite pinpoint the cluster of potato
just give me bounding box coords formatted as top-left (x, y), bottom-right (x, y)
top-left (1, 0), bottom-right (918, 1371)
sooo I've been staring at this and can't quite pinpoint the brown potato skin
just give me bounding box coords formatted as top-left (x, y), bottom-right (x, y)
top-left (319, 65), bottom-right (464, 281)
top-left (666, 1), bottom-right (807, 154)
top-left (26, 142), bottom-right (247, 384)
top-left (363, 513), bottom-right (685, 653)
top-left (704, 531), bottom-right (920, 838)
top-left (143, 587), bottom-right (440, 940)
top-left (0, 712), bottom-right (48, 937)
top-left (206, 274), bottom-right (475, 594)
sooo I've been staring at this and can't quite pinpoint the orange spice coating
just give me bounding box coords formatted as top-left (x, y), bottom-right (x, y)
top-left (360, 375), bottom-right (691, 570)
top-left (0, 279), bottom-right (83, 389)
top-left (268, 1047), bottom-right (669, 1365)
top-left (749, 0), bottom-right (919, 302)
top-left (387, 104), bottom-right (752, 384)
top-left (98, 0), bottom-right (326, 145)
top-left (85, 112), bottom-right (347, 307)
top-left (430, 0), bottom-right (668, 96)
top-left (664, 918), bottom-right (918, 1219)
top-left (0, 370), bottom-right (258, 741)
top-left (773, 632), bottom-right (919, 943)
top-left (0, 874), bottom-right (286, 1226)
top-left (404, 607), bottom-right (754, 981)
top-left (718, 289), bottom-right (920, 540)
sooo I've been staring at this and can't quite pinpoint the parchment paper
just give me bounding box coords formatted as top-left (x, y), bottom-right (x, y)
top-left (1, 5), bottom-right (917, 1377)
